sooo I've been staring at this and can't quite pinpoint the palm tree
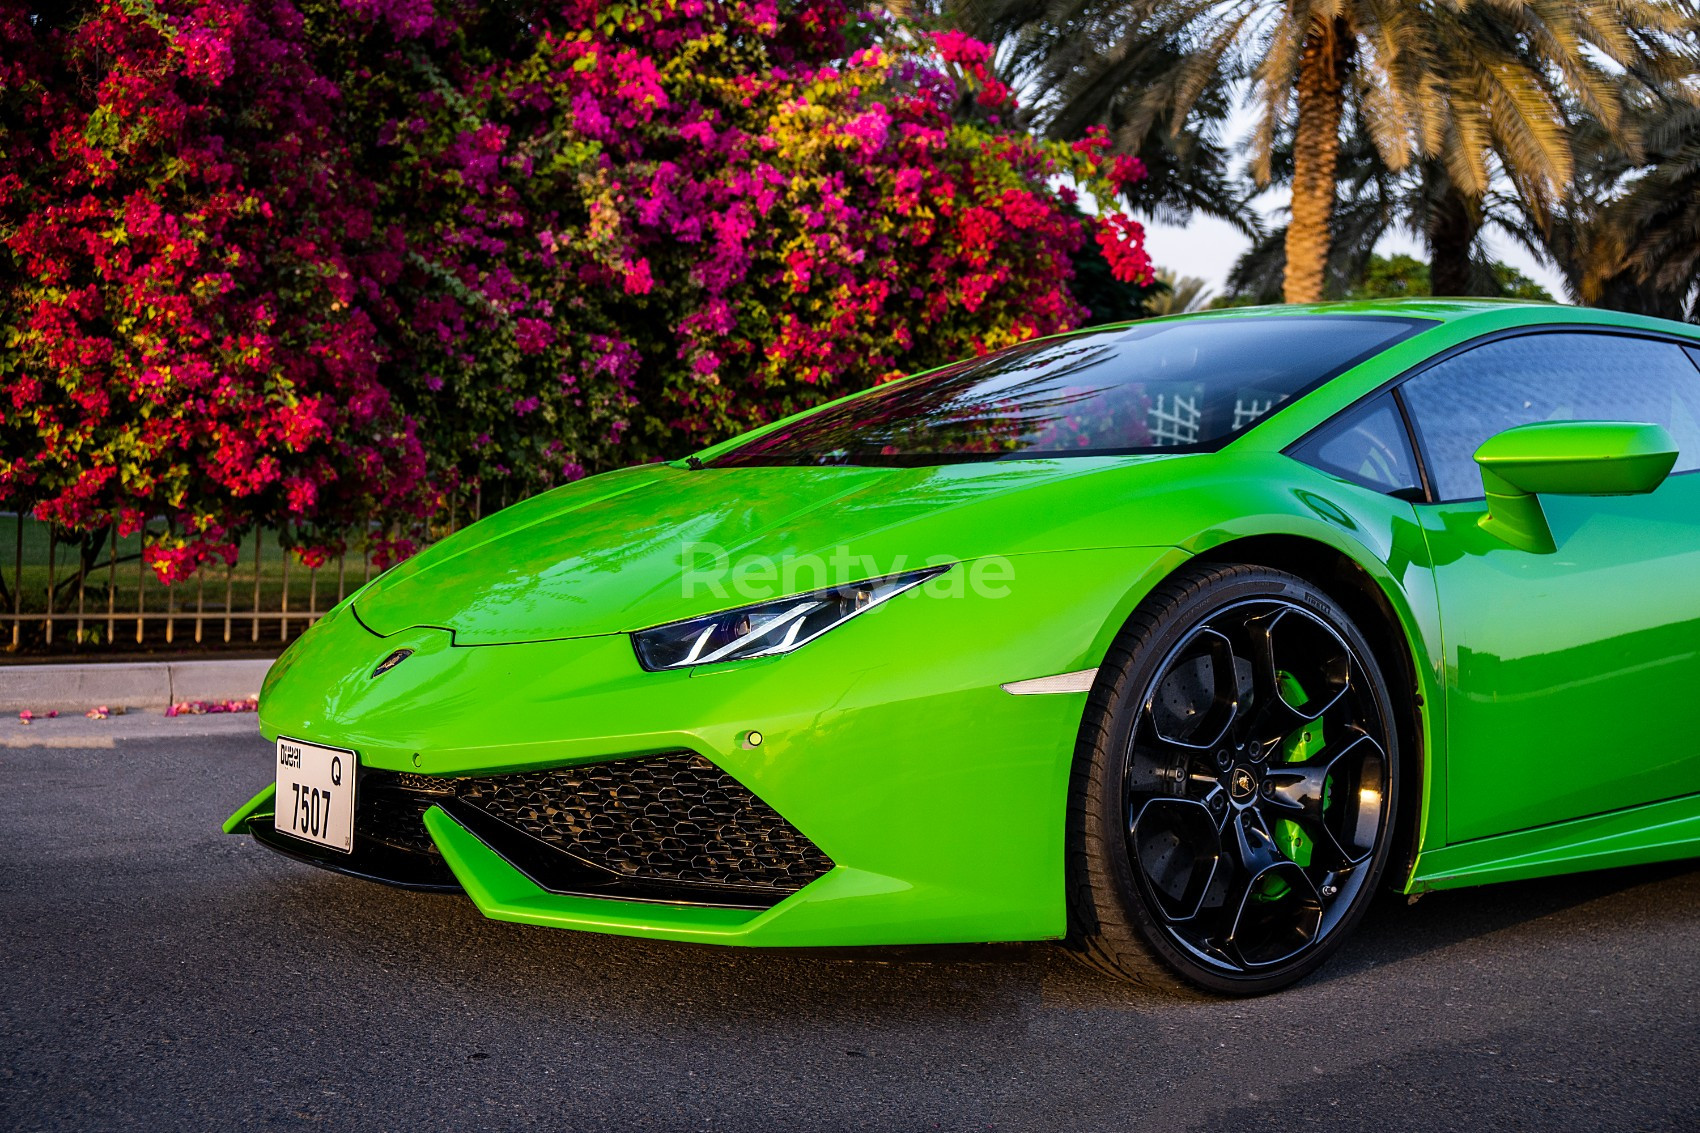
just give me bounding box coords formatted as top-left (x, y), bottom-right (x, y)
top-left (1604, 101), bottom-right (1700, 318)
top-left (1526, 94), bottom-right (1700, 320)
top-left (1215, 126), bottom-right (1414, 301)
top-left (1415, 2), bottom-right (1693, 294)
top-left (1222, 132), bottom-right (1563, 302)
top-left (950, 1), bottom-right (1690, 302)
top-left (1145, 268), bottom-right (1213, 314)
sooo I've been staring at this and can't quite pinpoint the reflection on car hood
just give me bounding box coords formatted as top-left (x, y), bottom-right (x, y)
top-left (353, 456), bottom-right (1183, 644)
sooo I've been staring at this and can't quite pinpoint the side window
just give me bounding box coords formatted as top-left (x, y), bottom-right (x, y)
top-left (1289, 392), bottom-right (1423, 498)
top-left (1400, 332), bottom-right (1700, 502)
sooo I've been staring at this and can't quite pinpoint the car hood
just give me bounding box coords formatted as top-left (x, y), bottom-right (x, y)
top-left (353, 455), bottom-right (1185, 644)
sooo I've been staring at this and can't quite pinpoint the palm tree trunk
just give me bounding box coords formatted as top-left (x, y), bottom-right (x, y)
top-left (1284, 19), bottom-right (1351, 304)
top-left (1428, 183), bottom-right (1479, 296)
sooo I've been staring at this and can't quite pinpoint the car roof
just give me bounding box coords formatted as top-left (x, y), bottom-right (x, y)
top-left (1099, 296), bottom-right (1700, 335)
top-left (1163, 297), bottom-right (1552, 322)
top-left (1074, 297), bottom-right (1700, 350)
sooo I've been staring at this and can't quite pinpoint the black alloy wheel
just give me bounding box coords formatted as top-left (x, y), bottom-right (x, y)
top-left (1069, 563), bottom-right (1401, 995)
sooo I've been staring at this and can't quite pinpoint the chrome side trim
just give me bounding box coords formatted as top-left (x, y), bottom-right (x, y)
top-left (1000, 668), bottom-right (1098, 696)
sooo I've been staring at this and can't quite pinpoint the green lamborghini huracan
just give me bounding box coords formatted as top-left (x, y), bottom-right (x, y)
top-left (226, 298), bottom-right (1700, 994)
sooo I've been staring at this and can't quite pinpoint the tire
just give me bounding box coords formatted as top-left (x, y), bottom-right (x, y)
top-left (1067, 562), bottom-right (1401, 996)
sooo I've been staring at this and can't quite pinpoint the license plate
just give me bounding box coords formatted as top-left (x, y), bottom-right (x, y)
top-left (274, 737), bottom-right (357, 853)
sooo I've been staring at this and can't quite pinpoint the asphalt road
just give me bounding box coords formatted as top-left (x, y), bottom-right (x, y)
top-left (4, 727), bottom-right (1699, 1132)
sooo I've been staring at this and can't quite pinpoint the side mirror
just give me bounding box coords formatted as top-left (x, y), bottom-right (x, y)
top-left (1474, 421), bottom-right (1678, 553)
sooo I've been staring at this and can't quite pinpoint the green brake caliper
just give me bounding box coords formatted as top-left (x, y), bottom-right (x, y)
top-left (1276, 669), bottom-right (1311, 711)
top-left (1269, 670), bottom-right (1325, 878)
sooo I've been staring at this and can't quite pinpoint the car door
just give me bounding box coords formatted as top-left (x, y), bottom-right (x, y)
top-left (1399, 330), bottom-right (1700, 844)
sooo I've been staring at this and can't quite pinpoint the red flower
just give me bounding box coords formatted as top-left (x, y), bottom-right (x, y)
top-left (1096, 214), bottom-right (1155, 284)
top-left (515, 318), bottom-right (555, 355)
top-left (1110, 154), bottom-right (1148, 191)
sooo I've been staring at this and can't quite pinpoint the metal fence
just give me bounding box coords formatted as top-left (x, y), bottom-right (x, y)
top-left (3, 514), bottom-right (401, 654)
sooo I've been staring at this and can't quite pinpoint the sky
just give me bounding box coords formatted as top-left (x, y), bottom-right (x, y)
top-left (1139, 195), bottom-right (1573, 304)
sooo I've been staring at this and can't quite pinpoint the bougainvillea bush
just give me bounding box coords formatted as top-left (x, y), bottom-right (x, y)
top-left (0, 0), bottom-right (1150, 581)
top-left (1, 0), bottom-right (427, 579)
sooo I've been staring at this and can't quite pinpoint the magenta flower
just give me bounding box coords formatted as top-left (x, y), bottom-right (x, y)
top-left (932, 30), bottom-right (994, 67)
top-left (514, 318), bottom-right (555, 355)
top-left (621, 258), bottom-right (656, 295)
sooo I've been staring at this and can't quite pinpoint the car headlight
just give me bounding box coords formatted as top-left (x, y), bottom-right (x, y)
top-left (632, 566), bottom-right (950, 671)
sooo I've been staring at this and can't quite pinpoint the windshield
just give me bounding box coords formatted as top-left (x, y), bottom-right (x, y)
top-left (710, 315), bottom-right (1427, 468)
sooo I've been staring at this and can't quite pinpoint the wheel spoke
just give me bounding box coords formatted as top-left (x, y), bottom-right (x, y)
top-left (1262, 735), bottom-right (1388, 867)
top-left (1226, 806), bottom-right (1280, 874)
top-left (1222, 811), bottom-right (1325, 967)
top-left (1232, 692), bottom-right (1306, 759)
top-left (1128, 797), bottom-right (1223, 922)
top-left (1226, 613), bottom-right (1307, 751)
top-left (1126, 732), bottom-right (1225, 795)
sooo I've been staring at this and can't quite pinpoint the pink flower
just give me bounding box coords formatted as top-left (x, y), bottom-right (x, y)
top-left (344, 0), bottom-right (437, 39)
top-left (621, 258), bottom-right (655, 295)
top-left (842, 106), bottom-right (891, 151)
top-left (1110, 154), bottom-right (1148, 190)
top-left (933, 30), bottom-right (993, 67)
top-left (1072, 126), bottom-right (1113, 155)
top-left (514, 318), bottom-right (555, 355)
top-left (178, 27), bottom-right (236, 85)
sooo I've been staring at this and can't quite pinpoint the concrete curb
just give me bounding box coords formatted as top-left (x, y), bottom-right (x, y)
top-left (0, 658), bottom-right (274, 713)
top-left (2, 706), bottom-right (263, 748)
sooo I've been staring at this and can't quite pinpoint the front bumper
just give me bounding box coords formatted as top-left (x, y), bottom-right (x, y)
top-left (238, 749), bottom-right (835, 905)
top-left (229, 546), bottom-right (1188, 946)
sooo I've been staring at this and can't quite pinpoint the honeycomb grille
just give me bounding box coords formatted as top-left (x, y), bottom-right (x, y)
top-left (360, 752), bottom-right (833, 897)
top-left (356, 772), bottom-right (450, 859)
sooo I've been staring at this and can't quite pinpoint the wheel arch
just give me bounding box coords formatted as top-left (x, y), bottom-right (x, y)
top-left (1062, 534), bottom-right (1434, 989)
top-left (1191, 534), bottom-right (1428, 890)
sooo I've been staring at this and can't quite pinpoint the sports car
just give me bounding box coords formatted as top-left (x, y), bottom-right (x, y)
top-left (225, 298), bottom-right (1700, 994)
